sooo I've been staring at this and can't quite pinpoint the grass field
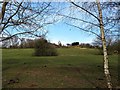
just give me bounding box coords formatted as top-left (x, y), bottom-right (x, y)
top-left (2, 48), bottom-right (119, 88)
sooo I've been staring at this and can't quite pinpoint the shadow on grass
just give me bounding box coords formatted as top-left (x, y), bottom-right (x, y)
top-left (74, 67), bottom-right (102, 88)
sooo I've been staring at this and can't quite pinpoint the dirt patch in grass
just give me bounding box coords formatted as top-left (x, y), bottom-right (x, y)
top-left (2, 66), bottom-right (110, 88)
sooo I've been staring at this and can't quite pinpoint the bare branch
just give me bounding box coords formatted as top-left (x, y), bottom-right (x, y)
top-left (66, 23), bottom-right (101, 39)
top-left (0, 1), bottom-right (23, 34)
top-left (70, 2), bottom-right (100, 22)
top-left (1, 28), bottom-right (39, 42)
top-left (58, 14), bottom-right (100, 27)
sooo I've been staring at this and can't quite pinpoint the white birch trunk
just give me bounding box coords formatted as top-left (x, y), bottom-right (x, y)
top-left (96, 0), bottom-right (112, 89)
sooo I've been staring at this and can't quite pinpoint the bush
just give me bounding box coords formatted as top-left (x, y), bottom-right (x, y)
top-left (95, 40), bottom-right (120, 55)
top-left (34, 38), bottom-right (58, 56)
top-left (96, 47), bottom-right (112, 55)
top-left (97, 46), bottom-right (117, 55)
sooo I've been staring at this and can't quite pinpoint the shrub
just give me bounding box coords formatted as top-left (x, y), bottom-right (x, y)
top-left (95, 40), bottom-right (120, 55)
top-left (97, 46), bottom-right (117, 55)
top-left (34, 38), bottom-right (58, 56)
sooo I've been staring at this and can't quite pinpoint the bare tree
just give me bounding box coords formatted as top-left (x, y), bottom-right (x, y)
top-left (58, 0), bottom-right (119, 89)
top-left (96, 1), bottom-right (112, 88)
top-left (0, 0), bottom-right (119, 88)
top-left (0, 0), bottom-right (60, 42)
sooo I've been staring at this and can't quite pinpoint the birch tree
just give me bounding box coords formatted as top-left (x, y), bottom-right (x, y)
top-left (59, 0), bottom-right (119, 89)
top-left (96, 0), bottom-right (112, 88)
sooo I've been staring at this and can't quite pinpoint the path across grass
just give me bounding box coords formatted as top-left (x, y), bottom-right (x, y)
top-left (2, 48), bottom-right (118, 88)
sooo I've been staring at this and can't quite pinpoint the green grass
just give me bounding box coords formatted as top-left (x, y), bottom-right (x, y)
top-left (2, 48), bottom-right (119, 88)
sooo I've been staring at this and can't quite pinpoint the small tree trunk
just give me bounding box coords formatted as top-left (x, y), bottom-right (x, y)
top-left (0, 1), bottom-right (8, 22)
top-left (96, 0), bottom-right (112, 89)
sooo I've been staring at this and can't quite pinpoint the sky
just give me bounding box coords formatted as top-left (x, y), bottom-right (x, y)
top-left (3, 0), bottom-right (119, 2)
top-left (0, 1), bottom-right (97, 46)
top-left (46, 21), bottom-right (96, 45)
top-left (37, 2), bottom-right (98, 45)
top-left (1, 1), bottom-right (118, 46)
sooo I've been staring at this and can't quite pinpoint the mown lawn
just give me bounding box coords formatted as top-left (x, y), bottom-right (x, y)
top-left (2, 48), bottom-right (119, 88)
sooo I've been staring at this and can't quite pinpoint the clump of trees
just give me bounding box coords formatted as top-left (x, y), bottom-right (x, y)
top-left (66, 42), bottom-right (94, 48)
top-left (19, 38), bottom-right (35, 48)
top-left (107, 40), bottom-right (120, 55)
top-left (71, 42), bottom-right (79, 46)
top-left (80, 43), bottom-right (94, 48)
top-left (93, 38), bottom-right (119, 55)
top-left (34, 38), bottom-right (58, 56)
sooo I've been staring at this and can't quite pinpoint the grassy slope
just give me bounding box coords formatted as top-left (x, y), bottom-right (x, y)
top-left (2, 48), bottom-right (118, 88)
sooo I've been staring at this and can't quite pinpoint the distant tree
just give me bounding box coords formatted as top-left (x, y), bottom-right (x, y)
top-left (19, 38), bottom-right (26, 48)
top-left (34, 38), bottom-right (58, 56)
top-left (109, 39), bottom-right (120, 54)
top-left (67, 43), bottom-right (71, 46)
top-left (58, 41), bottom-right (62, 47)
top-left (71, 42), bottom-right (79, 46)
top-left (80, 43), bottom-right (93, 48)
top-left (92, 36), bottom-right (118, 55)
top-left (25, 39), bottom-right (35, 48)
top-left (1, 35), bottom-right (19, 48)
